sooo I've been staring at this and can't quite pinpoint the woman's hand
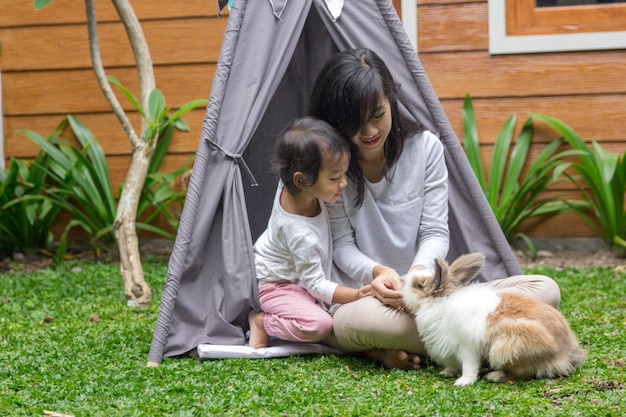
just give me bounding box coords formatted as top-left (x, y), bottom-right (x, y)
top-left (371, 265), bottom-right (404, 308)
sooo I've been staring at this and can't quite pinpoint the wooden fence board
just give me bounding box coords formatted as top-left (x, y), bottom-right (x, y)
top-left (3, 65), bottom-right (215, 115)
top-left (440, 95), bottom-right (626, 145)
top-left (418, 3), bottom-right (488, 52)
top-left (421, 50), bottom-right (626, 98)
top-left (0, 0), bottom-right (222, 27)
top-left (106, 154), bottom-right (195, 192)
top-left (0, 18), bottom-right (226, 71)
top-left (4, 109), bottom-right (206, 158)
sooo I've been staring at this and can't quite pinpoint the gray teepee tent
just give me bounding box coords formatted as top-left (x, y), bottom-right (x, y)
top-left (147, 0), bottom-right (522, 364)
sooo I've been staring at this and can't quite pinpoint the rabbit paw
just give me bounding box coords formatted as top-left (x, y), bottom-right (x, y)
top-left (440, 367), bottom-right (459, 378)
top-left (485, 370), bottom-right (510, 383)
top-left (454, 375), bottom-right (478, 386)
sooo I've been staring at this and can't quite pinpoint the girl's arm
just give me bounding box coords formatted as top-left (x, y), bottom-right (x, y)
top-left (332, 284), bottom-right (372, 304)
top-left (288, 232), bottom-right (338, 305)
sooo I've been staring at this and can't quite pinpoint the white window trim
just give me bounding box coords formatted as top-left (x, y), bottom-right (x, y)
top-left (401, 0), bottom-right (418, 51)
top-left (488, 0), bottom-right (626, 54)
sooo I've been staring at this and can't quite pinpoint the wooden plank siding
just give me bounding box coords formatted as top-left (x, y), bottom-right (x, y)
top-left (2, 0), bottom-right (624, 240)
top-left (0, 0), bottom-right (223, 238)
top-left (416, 0), bottom-right (626, 237)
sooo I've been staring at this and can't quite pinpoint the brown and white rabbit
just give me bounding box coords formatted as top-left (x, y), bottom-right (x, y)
top-left (403, 252), bottom-right (586, 386)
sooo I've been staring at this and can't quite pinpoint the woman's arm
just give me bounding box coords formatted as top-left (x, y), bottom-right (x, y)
top-left (326, 199), bottom-right (379, 284)
top-left (412, 132), bottom-right (450, 271)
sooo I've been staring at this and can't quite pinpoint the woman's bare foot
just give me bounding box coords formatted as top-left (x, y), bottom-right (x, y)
top-left (364, 349), bottom-right (421, 370)
top-left (248, 310), bottom-right (270, 349)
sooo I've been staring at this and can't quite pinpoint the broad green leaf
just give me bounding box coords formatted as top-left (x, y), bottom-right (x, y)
top-left (148, 124), bottom-right (175, 175)
top-left (487, 115), bottom-right (516, 208)
top-left (34, 0), bottom-right (52, 11)
top-left (173, 117), bottom-right (190, 131)
top-left (499, 118), bottom-right (532, 209)
top-left (136, 222), bottom-right (176, 239)
top-left (164, 99), bottom-right (208, 128)
top-left (144, 126), bottom-right (156, 142)
top-left (148, 89), bottom-right (166, 125)
top-left (108, 76), bottom-right (146, 118)
top-left (462, 94), bottom-right (486, 190)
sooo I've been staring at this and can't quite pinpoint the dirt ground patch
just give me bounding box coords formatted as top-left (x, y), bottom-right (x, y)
top-left (0, 241), bottom-right (173, 275)
top-left (2, 240), bottom-right (625, 275)
top-left (515, 247), bottom-right (626, 270)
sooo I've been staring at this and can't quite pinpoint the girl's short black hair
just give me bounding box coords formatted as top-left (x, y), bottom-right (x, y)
top-left (309, 48), bottom-right (421, 207)
top-left (272, 117), bottom-right (349, 196)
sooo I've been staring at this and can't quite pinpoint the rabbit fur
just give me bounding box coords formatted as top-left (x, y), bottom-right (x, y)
top-left (403, 252), bottom-right (586, 386)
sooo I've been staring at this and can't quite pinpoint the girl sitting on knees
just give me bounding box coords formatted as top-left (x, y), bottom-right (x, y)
top-left (248, 117), bottom-right (372, 349)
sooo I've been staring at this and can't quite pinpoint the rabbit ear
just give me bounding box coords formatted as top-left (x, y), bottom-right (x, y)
top-left (448, 252), bottom-right (486, 285)
top-left (427, 258), bottom-right (447, 294)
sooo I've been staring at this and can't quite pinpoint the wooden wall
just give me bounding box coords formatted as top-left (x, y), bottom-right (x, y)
top-left (2, 0), bottom-right (624, 239)
top-left (0, 0), bottom-right (222, 194)
top-left (416, 0), bottom-right (626, 237)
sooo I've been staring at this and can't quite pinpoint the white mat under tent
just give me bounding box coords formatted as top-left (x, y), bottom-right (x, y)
top-left (196, 339), bottom-right (344, 359)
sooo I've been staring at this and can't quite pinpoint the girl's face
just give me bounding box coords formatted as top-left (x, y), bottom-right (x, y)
top-left (309, 152), bottom-right (350, 204)
top-left (350, 96), bottom-right (392, 159)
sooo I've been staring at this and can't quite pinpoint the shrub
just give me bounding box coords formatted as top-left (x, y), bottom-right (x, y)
top-left (18, 115), bottom-right (194, 261)
top-left (20, 116), bottom-right (118, 261)
top-left (0, 153), bottom-right (60, 257)
top-left (462, 95), bottom-right (584, 257)
top-left (531, 113), bottom-right (626, 256)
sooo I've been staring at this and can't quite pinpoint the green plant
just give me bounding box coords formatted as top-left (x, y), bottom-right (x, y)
top-left (136, 122), bottom-right (193, 238)
top-left (32, 0), bottom-right (208, 307)
top-left (20, 114), bottom-right (195, 260)
top-left (463, 95), bottom-right (584, 257)
top-left (109, 75), bottom-right (203, 238)
top-left (0, 153), bottom-right (61, 257)
top-left (531, 113), bottom-right (626, 256)
top-left (107, 76), bottom-right (205, 145)
top-left (20, 116), bottom-right (118, 262)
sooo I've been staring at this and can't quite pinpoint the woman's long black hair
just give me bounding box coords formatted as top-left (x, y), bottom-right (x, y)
top-left (309, 48), bottom-right (420, 207)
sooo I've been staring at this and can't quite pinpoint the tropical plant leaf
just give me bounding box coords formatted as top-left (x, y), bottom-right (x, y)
top-left (107, 75), bottom-right (146, 119)
top-left (34, 0), bottom-right (52, 11)
top-left (462, 95), bottom-right (487, 191)
top-left (461, 98), bottom-right (584, 253)
top-left (487, 115), bottom-right (516, 208)
top-left (531, 113), bottom-right (626, 254)
top-left (148, 89), bottom-right (167, 125)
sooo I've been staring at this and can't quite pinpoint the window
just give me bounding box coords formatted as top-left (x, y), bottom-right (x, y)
top-left (489, 0), bottom-right (626, 54)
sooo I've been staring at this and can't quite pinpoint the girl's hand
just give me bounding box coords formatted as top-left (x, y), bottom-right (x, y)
top-left (371, 266), bottom-right (404, 308)
top-left (357, 285), bottom-right (373, 299)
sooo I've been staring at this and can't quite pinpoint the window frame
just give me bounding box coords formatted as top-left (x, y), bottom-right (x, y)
top-left (489, 0), bottom-right (626, 54)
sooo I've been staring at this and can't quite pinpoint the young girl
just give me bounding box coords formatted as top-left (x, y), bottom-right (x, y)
top-left (309, 48), bottom-right (561, 369)
top-left (248, 117), bottom-right (372, 349)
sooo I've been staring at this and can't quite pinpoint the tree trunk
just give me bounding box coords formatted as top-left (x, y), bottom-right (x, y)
top-left (115, 142), bottom-right (153, 307)
top-left (85, 0), bottom-right (156, 307)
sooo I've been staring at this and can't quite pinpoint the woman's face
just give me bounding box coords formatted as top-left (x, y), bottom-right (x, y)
top-left (350, 96), bottom-right (392, 159)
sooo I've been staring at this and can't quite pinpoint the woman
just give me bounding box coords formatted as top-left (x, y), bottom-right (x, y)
top-left (309, 48), bottom-right (561, 370)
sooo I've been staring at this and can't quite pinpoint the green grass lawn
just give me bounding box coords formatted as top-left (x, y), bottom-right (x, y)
top-left (1, 258), bottom-right (624, 416)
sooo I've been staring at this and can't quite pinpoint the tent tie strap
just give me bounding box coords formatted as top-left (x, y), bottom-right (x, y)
top-left (206, 138), bottom-right (259, 186)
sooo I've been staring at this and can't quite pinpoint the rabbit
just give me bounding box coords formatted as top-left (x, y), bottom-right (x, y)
top-left (403, 252), bottom-right (586, 386)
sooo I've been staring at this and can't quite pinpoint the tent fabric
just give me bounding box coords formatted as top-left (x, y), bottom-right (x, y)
top-left (147, 0), bottom-right (522, 365)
